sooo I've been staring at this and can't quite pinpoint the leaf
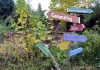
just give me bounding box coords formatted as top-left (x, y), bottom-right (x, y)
top-left (50, 26), bottom-right (54, 29)
top-left (18, 18), bottom-right (22, 22)
top-left (34, 39), bottom-right (40, 43)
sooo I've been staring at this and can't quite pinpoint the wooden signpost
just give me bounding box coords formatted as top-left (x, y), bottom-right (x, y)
top-left (70, 24), bottom-right (85, 31)
top-left (44, 10), bottom-right (80, 42)
top-left (58, 42), bottom-right (70, 51)
top-left (44, 9), bottom-right (88, 66)
top-left (36, 43), bottom-right (50, 57)
top-left (67, 8), bottom-right (93, 14)
top-left (63, 34), bottom-right (86, 65)
top-left (63, 7), bottom-right (91, 65)
top-left (68, 47), bottom-right (83, 57)
top-left (63, 34), bottom-right (87, 42)
top-left (35, 5), bottom-right (92, 69)
top-left (45, 10), bottom-right (80, 23)
top-left (36, 43), bottom-right (61, 70)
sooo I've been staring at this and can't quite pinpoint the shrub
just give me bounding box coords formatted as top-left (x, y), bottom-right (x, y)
top-left (70, 30), bottom-right (100, 67)
top-left (0, 0), bottom-right (14, 18)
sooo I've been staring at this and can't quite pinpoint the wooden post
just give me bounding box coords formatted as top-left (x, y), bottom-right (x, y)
top-left (64, 14), bottom-right (78, 68)
top-left (50, 53), bottom-right (61, 70)
top-left (53, 20), bottom-right (60, 41)
top-left (36, 43), bottom-right (61, 70)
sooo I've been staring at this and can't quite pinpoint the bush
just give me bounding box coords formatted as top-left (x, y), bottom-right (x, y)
top-left (70, 30), bottom-right (100, 67)
top-left (0, 0), bottom-right (14, 17)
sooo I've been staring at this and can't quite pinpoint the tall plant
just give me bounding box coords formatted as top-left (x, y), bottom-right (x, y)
top-left (10, 0), bottom-right (47, 50)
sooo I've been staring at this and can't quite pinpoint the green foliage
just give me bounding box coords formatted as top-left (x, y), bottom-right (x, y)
top-left (0, 19), bottom-right (10, 42)
top-left (49, 0), bottom-right (97, 12)
top-left (50, 46), bottom-right (64, 64)
top-left (0, 0), bottom-right (14, 17)
top-left (14, 0), bottom-right (31, 31)
top-left (0, 24), bottom-right (8, 36)
top-left (8, 0), bottom-right (48, 50)
top-left (49, 43), bottom-right (69, 69)
top-left (0, 61), bottom-right (39, 70)
top-left (78, 0), bottom-right (97, 8)
top-left (0, 0), bottom-right (100, 69)
top-left (49, 0), bottom-right (79, 12)
top-left (37, 3), bottom-right (48, 26)
top-left (0, 0), bottom-right (48, 60)
top-left (37, 3), bottom-right (42, 12)
top-left (70, 30), bottom-right (100, 67)
top-left (92, 25), bottom-right (100, 34)
top-left (0, 1), bottom-right (48, 69)
top-left (36, 21), bottom-right (47, 40)
top-left (83, 2), bottom-right (100, 33)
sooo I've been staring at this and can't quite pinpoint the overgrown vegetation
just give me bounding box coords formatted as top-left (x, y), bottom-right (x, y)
top-left (70, 30), bottom-right (100, 67)
top-left (0, 0), bottom-right (100, 70)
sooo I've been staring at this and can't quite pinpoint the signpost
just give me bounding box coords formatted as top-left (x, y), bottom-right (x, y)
top-left (45, 10), bottom-right (80, 23)
top-left (63, 34), bottom-right (87, 42)
top-left (68, 47), bottom-right (83, 57)
top-left (58, 42), bottom-right (70, 51)
top-left (67, 8), bottom-right (93, 14)
top-left (70, 24), bottom-right (85, 31)
top-left (36, 43), bottom-right (61, 70)
top-left (36, 43), bottom-right (50, 57)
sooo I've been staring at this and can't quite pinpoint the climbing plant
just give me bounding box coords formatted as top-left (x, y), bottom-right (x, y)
top-left (9, 0), bottom-right (47, 51)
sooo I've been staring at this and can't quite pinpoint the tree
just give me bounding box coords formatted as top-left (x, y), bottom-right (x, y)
top-left (84, 2), bottom-right (100, 33)
top-left (37, 3), bottom-right (48, 26)
top-left (78, 0), bottom-right (96, 8)
top-left (38, 3), bottom-right (42, 12)
top-left (37, 3), bottom-right (44, 17)
top-left (0, 0), bottom-right (14, 18)
top-left (49, 0), bottom-right (79, 12)
top-left (49, 0), bottom-right (97, 12)
top-left (11, 0), bottom-right (47, 41)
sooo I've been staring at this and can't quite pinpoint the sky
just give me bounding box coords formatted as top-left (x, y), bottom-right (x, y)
top-left (26, 0), bottom-right (51, 10)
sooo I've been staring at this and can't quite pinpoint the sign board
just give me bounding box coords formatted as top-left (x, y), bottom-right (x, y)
top-left (68, 47), bottom-right (83, 57)
top-left (67, 8), bottom-right (93, 14)
top-left (36, 43), bottom-right (50, 57)
top-left (36, 44), bottom-right (60, 70)
top-left (58, 42), bottom-right (70, 51)
top-left (70, 24), bottom-right (85, 31)
top-left (45, 10), bottom-right (80, 23)
top-left (63, 34), bottom-right (87, 42)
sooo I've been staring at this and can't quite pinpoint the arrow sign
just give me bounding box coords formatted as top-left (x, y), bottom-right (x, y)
top-left (36, 43), bottom-right (50, 57)
top-left (63, 34), bottom-right (87, 42)
top-left (68, 47), bottom-right (83, 57)
top-left (36, 43), bottom-right (61, 70)
top-left (45, 10), bottom-right (80, 23)
top-left (70, 24), bottom-right (85, 31)
top-left (67, 8), bottom-right (93, 14)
